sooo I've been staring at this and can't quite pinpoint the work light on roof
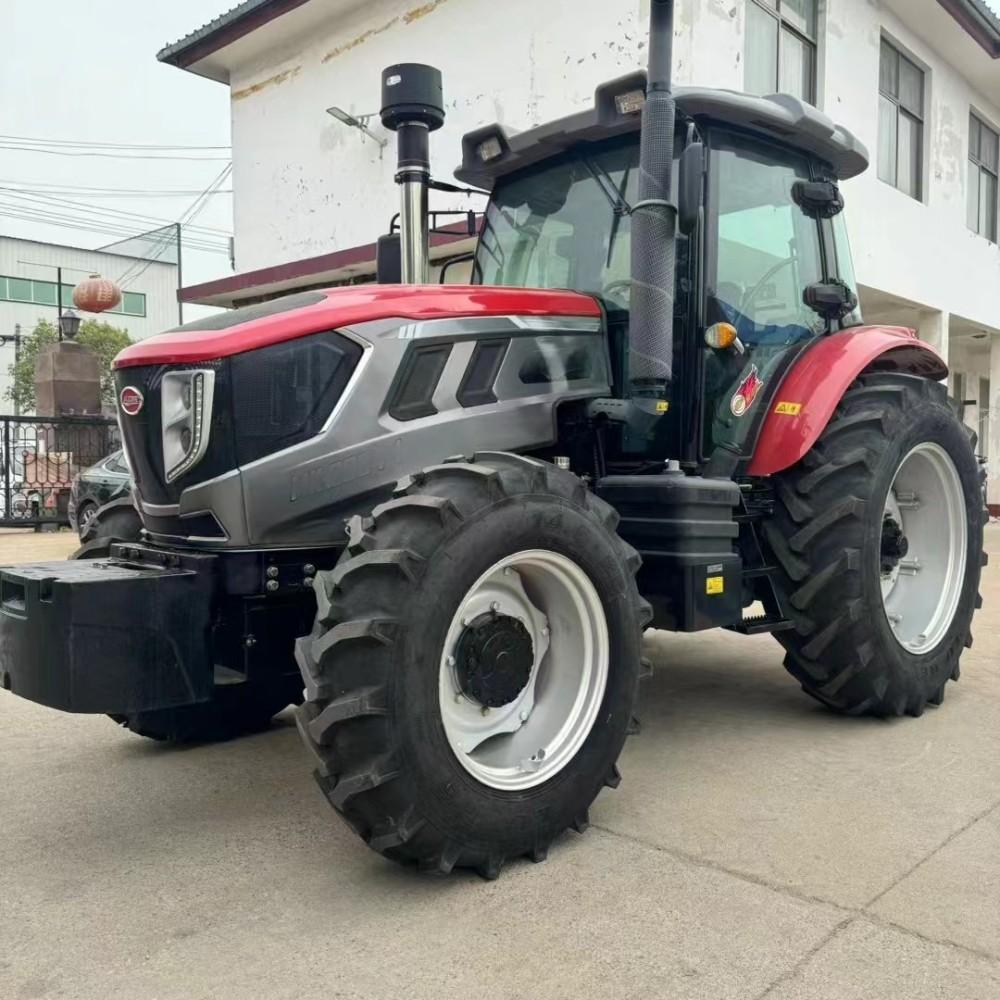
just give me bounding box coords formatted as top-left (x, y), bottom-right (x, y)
top-left (615, 89), bottom-right (646, 116)
top-left (476, 136), bottom-right (504, 162)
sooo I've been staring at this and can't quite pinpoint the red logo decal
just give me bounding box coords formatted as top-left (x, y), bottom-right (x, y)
top-left (730, 365), bottom-right (764, 417)
top-left (119, 386), bottom-right (144, 416)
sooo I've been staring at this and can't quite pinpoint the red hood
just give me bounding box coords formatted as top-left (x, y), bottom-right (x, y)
top-left (114, 284), bottom-right (601, 369)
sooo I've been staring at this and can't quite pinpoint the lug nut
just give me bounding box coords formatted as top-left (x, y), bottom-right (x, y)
top-left (266, 565), bottom-right (279, 579)
top-left (303, 576), bottom-right (315, 587)
top-left (266, 579), bottom-right (279, 593)
top-left (481, 706), bottom-right (490, 716)
top-left (491, 601), bottom-right (501, 612)
top-left (446, 655), bottom-right (456, 667)
top-left (303, 563), bottom-right (316, 576)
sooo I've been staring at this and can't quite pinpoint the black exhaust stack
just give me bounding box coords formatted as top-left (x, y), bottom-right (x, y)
top-left (380, 63), bottom-right (445, 284)
top-left (629, 0), bottom-right (677, 396)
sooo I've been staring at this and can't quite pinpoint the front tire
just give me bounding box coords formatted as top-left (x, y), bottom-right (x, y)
top-left (764, 374), bottom-right (985, 717)
top-left (295, 453), bottom-right (649, 877)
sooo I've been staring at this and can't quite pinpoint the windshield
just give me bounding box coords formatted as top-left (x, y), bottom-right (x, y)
top-left (475, 140), bottom-right (640, 310)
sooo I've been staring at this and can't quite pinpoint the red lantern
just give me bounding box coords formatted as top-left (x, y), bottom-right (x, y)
top-left (72, 274), bottom-right (122, 314)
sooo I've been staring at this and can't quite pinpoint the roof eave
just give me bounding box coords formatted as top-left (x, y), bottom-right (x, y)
top-left (156, 0), bottom-right (312, 79)
top-left (938, 0), bottom-right (1000, 58)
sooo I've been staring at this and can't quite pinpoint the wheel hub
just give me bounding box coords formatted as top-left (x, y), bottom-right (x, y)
top-left (455, 612), bottom-right (534, 707)
top-left (880, 513), bottom-right (909, 574)
top-left (438, 550), bottom-right (609, 791)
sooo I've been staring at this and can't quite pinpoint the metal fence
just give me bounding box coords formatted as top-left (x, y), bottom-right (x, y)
top-left (0, 414), bottom-right (119, 528)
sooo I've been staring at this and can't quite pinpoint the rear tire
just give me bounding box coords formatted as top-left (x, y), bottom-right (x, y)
top-left (74, 501), bottom-right (302, 743)
top-left (764, 374), bottom-right (985, 717)
top-left (295, 453), bottom-right (649, 877)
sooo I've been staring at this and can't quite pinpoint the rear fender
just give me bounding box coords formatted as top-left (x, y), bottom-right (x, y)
top-left (747, 326), bottom-right (947, 477)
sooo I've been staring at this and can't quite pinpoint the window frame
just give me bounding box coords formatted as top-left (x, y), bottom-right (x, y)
top-left (745, 0), bottom-right (819, 105)
top-left (0, 274), bottom-right (146, 317)
top-left (877, 36), bottom-right (926, 201)
top-left (968, 111), bottom-right (999, 243)
top-left (702, 125), bottom-right (835, 465)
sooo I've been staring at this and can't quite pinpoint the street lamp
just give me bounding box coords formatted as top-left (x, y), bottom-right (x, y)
top-left (326, 106), bottom-right (387, 148)
top-left (58, 309), bottom-right (81, 340)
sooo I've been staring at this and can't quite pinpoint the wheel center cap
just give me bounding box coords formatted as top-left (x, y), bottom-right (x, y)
top-left (880, 513), bottom-right (909, 574)
top-left (455, 612), bottom-right (534, 708)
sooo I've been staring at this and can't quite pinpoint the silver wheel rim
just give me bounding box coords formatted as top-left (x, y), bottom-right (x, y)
top-left (439, 549), bottom-right (609, 791)
top-left (79, 506), bottom-right (96, 528)
top-left (881, 442), bottom-right (967, 654)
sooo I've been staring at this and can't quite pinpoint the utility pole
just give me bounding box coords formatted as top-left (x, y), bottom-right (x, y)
top-left (175, 222), bottom-right (184, 326)
top-left (56, 265), bottom-right (63, 341)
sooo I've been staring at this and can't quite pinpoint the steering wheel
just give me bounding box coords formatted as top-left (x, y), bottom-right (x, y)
top-left (738, 257), bottom-right (796, 320)
top-left (601, 278), bottom-right (633, 302)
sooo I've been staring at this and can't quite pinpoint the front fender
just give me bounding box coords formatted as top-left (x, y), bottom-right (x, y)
top-left (747, 326), bottom-right (947, 476)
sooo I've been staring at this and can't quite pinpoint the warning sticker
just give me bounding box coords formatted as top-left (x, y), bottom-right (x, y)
top-left (706, 576), bottom-right (724, 596)
top-left (655, 400), bottom-right (669, 413)
top-left (774, 401), bottom-right (803, 415)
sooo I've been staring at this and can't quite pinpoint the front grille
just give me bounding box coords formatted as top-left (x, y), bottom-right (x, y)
top-left (115, 359), bottom-right (236, 506)
top-left (115, 329), bottom-right (363, 510)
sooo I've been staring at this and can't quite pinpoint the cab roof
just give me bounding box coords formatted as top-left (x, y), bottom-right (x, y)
top-left (455, 70), bottom-right (869, 189)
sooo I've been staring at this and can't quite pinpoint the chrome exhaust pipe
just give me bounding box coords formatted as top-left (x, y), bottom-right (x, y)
top-left (380, 64), bottom-right (445, 284)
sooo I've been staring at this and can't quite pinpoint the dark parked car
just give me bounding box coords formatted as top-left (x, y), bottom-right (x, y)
top-left (68, 450), bottom-right (132, 535)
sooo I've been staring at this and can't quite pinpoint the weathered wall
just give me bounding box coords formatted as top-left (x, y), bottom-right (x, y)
top-left (829, 1), bottom-right (1000, 331)
top-left (227, 0), bottom-right (1000, 320)
top-left (228, 0), bottom-right (755, 272)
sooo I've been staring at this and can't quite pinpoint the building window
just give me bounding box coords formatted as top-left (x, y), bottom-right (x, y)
top-left (878, 39), bottom-right (924, 200)
top-left (745, 0), bottom-right (818, 104)
top-left (120, 291), bottom-right (146, 316)
top-left (0, 275), bottom-right (145, 318)
top-left (968, 114), bottom-right (998, 242)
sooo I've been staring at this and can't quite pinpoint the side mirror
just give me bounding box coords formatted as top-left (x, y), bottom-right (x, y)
top-left (678, 141), bottom-right (704, 236)
top-left (438, 252), bottom-right (476, 284)
top-left (792, 180), bottom-right (844, 219)
top-left (376, 234), bottom-right (402, 284)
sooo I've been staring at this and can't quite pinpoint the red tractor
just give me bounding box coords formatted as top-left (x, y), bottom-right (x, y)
top-left (0, 0), bottom-right (984, 878)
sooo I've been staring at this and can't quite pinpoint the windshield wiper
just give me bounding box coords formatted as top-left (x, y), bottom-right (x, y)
top-left (581, 157), bottom-right (632, 269)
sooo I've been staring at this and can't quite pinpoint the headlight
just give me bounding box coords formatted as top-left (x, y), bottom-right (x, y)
top-left (161, 369), bottom-right (215, 483)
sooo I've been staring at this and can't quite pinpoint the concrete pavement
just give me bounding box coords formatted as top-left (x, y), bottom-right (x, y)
top-left (1, 527), bottom-right (999, 999)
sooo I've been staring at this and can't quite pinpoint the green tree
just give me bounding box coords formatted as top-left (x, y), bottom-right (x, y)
top-left (5, 318), bottom-right (133, 413)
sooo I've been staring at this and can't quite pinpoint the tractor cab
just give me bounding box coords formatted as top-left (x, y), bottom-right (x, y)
top-left (456, 75), bottom-right (867, 470)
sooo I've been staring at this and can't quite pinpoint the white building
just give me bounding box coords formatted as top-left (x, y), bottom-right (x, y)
top-left (0, 234), bottom-right (179, 405)
top-left (160, 0), bottom-right (1000, 506)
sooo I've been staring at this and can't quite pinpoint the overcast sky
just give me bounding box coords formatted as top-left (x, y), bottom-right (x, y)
top-left (1, 0), bottom-right (234, 301)
top-left (2, 0), bottom-right (999, 308)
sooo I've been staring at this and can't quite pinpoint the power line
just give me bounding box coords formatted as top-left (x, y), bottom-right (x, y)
top-left (1, 186), bottom-right (233, 199)
top-left (0, 206), bottom-right (231, 255)
top-left (118, 164), bottom-right (235, 288)
top-left (1, 179), bottom-right (233, 195)
top-left (0, 133), bottom-right (230, 151)
top-left (0, 186), bottom-right (233, 237)
top-left (0, 144), bottom-right (230, 161)
top-left (0, 202), bottom-right (231, 252)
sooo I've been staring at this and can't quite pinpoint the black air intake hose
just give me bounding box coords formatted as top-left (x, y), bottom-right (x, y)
top-left (629, 0), bottom-right (677, 391)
